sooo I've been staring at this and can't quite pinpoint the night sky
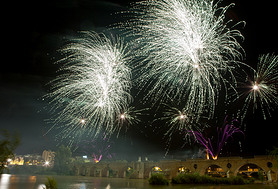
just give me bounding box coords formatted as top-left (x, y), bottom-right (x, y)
top-left (1, 0), bottom-right (277, 159)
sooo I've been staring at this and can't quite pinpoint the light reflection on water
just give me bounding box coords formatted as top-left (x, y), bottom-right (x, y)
top-left (37, 184), bottom-right (46, 189)
top-left (0, 174), bottom-right (11, 189)
top-left (0, 174), bottom-right (38, 189)
top-left (0, 174), bottom-right (277, 189)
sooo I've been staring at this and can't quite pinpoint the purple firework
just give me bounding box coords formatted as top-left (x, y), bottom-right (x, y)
top-left (189, 117), bottom-right (243, 160)
top-left (84, 137), bottom-right (114, 163)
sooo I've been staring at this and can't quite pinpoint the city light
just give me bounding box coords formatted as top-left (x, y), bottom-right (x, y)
top-left (153, 166), bottom-right (162, 172)
top-left (44, 161), bottom-right (49, 166)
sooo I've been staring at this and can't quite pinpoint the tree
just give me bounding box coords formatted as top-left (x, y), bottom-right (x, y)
top-left (44, 177), bottom-right (57, 189)
top-left (53, 145), bottom-right (73, 175)
top-left (0, 129), bottom-right (20, 174)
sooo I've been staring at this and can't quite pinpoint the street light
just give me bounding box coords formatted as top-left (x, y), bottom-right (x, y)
top-left (44, 161), bottom-right (49, 166)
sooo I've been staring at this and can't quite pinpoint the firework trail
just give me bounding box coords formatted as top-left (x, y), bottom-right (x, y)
top-left (238, 53), bottom-right (278, 120)
top-left (45, 31), bottom-right (132, 143)
top-left (120, 0), bottom-right (244, 118)
top-left (188, 117), bottom-right (243, 160)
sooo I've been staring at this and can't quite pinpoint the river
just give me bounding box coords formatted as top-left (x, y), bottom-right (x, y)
top-left (0, 174), bottom-right (277, 189)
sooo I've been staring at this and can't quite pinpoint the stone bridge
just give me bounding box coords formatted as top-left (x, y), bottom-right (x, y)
top-left (73, 156), bottom-right (277, 182)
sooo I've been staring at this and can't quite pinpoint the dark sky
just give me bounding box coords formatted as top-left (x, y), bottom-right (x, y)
top-left (1, 0), bottom-right (277, 159)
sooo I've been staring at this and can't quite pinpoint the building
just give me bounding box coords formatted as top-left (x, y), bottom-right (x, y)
top-left (24, 154), bottom-right (43, 166)
top-left (8, 156), bottom-right (24, 166)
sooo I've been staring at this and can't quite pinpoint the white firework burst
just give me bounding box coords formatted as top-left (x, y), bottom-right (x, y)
top-left (120, 0), bottom-right (244, 118)
top-left (240, 53), bottom-right (278, 119)
top-left (154, 103), bottom-right (208, 155)
top-left (46, 31), bottom-right (132, 142)
top-left (160, 106), bottom-right (206, 138)
top-left (114, 106), bottom-right (148, 135)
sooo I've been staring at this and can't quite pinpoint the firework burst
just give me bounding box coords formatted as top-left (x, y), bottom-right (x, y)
top-left (114, 106), bottom-right (148, 135)
top-left (154, 104), bottom-right (208, 154)
top-left (120, 0), bottom-right (244, 118)
top-left (238, 53), bottom-right (278, 120)
top-left (45, 31), bottom-right (132, 143)
top-left (158, 104), bottom-right (206, 139)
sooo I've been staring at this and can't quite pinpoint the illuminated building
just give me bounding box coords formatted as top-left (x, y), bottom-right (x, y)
top-left (24, 154), bottom-right (43, 165)
top-left (9, 156), bottom-right (24, 166)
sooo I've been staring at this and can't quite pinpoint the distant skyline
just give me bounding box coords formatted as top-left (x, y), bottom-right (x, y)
top-left (1, 0), bottom-right (277, 158)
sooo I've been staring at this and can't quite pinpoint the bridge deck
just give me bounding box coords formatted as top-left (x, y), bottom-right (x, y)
top-left (73, 156), bottom-right (277, 182)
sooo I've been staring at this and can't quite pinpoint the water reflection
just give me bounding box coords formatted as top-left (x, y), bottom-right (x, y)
top-left (0, 174), bottom-right (37, 189)
top-left (80, 183), bottom-right (86, 189)
top-left (0, 175), bottom-right (277, 189)
top-left (0, 174), bottom-right (11, 189)
top-left (37, 184), bottom-right (46, 189)
top-left (72, 182), bottom-right (86, 189)
top-left (106, 183), bottom-right (111, 189)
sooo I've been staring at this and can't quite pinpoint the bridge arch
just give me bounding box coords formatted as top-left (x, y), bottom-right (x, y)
top-left (178, 166), bottom-right (191, 174)
top-left (236, 163), bottom-right (265, 179)
top-left (101, 167), bottom-right (110, 177)
top-left (205, 164), bottom-right (226, 177)
top-left (89, 166), bottom-right (95, 176)
top-left (151, 166), bottom-right (163, 173)
top-left (124, 166), bottom-right (134, 178)
top-left (144, 165), bottom-right (163, 178)
top-left (198, 161), bottom-right (227, 176)
top-left (234, 160), bottom-right (270, 175)
top-left (79, 165), bottom-right (87, 176)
